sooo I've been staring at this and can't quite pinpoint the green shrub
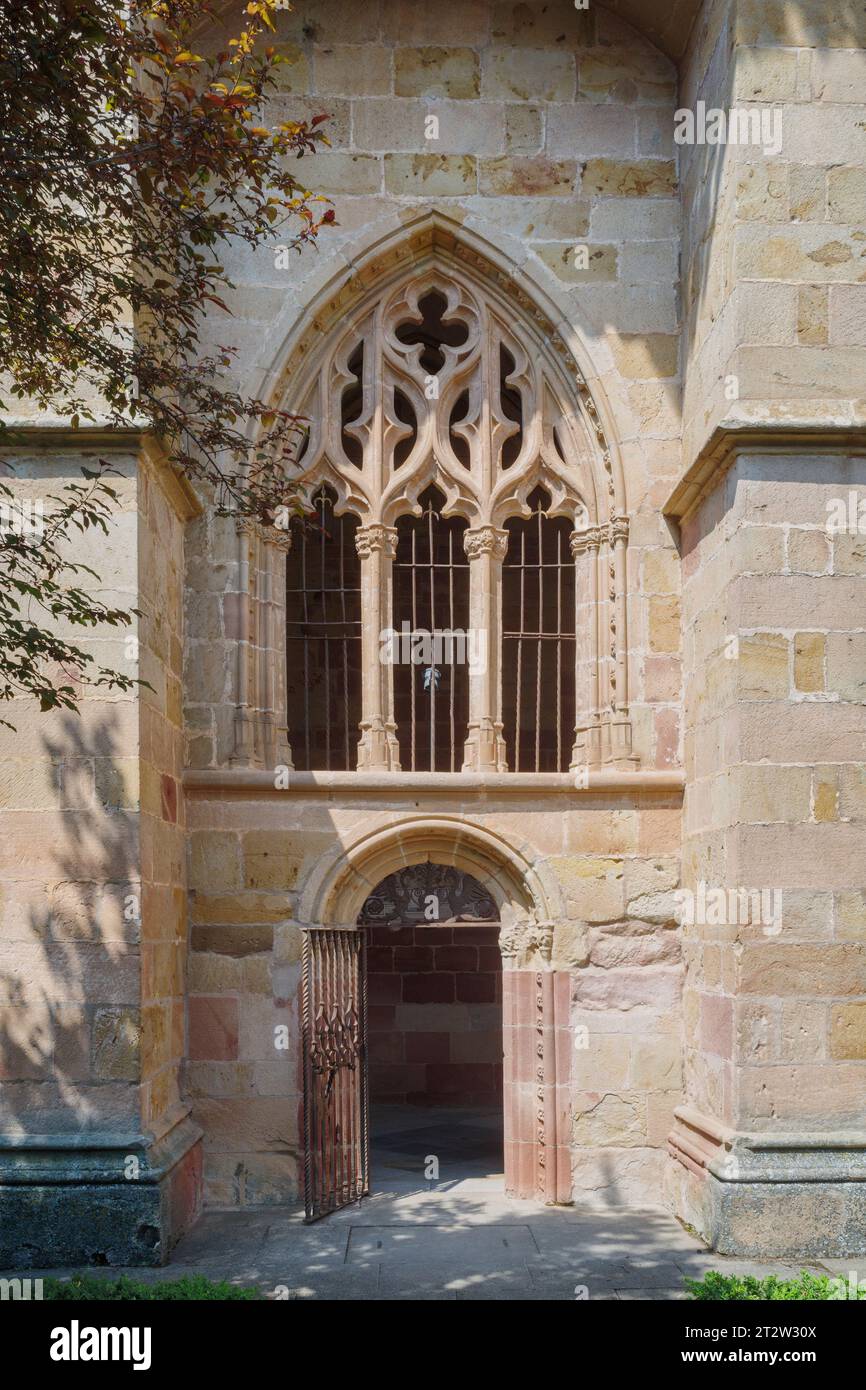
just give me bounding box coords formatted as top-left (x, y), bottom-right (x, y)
top-left (685, 1270), bottom-right (866, 1301)
top-left (43, 1273), bottom-right (261, 1301)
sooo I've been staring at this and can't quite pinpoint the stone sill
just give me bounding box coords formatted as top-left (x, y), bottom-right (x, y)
top-left (184, 768), bottom-right (684, 796)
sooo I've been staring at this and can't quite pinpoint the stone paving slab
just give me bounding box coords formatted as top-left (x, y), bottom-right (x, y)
top-left (4, 1191), bottom-right (845, 1301)
top-left (345, 1221), bottom-right (538, 1265)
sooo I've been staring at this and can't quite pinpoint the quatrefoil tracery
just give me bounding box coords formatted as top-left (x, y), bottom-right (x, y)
top-left (291, 267), bottom-right (598, 532)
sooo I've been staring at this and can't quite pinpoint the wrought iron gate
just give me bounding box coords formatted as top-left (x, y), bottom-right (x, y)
top-left (302, 927), bottom-right (369, 1221)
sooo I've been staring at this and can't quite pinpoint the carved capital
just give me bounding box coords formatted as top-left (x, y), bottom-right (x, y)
top-left (569, 525), bottom-right (604, 557)
top-left (609, 515), bottom-right (630, 545)
top-left (463, 525), bottom-right (508, 562)
top-left (355, 524), bottom-right (398, 560)
top-left (498, 917), bottom-right (554, 963)
top-left (236, 516), bottom-right (293, 552)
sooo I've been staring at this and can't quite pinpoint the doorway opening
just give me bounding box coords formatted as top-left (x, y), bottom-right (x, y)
top-left (360, 862), bottom-right (503, 1189)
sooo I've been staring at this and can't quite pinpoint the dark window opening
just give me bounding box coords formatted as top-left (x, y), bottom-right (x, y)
top-left (395, 289), bottom-right (469, 376)
top-left (499, 344), bottom-right (523, 470)
top-left (502, 487), bottom-right (576, 772)
top-left (393, 486), bottom-right (470, 772)
top-left (286, 486), bottom-right (362, 769)
top-left (340, 342), bottom-right (364, 468)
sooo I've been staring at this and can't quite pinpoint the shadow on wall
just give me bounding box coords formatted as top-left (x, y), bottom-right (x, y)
top-left (0, 711), bottom-right (141, 1141)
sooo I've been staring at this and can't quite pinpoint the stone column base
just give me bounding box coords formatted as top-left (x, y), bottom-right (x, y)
top-left (0, 1114), bottom-right (202, 1269)
top-left (667, 1107), bottom-right (866, 1258)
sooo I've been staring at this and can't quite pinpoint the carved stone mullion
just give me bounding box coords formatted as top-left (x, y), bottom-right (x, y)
top-left (230, 522), bottom-right (257, 767)
top-left (608, 515), bottom-right (634, 765)
top-left (355, 524), bottom-right (400, 771)
top-left (269, 531), bottom-right (294, 770)
top-left (570, 526), bottom-right (604, 770)
top-left (534, 971), bottom-right (546, 1200)
top-left (231, 517), bottom-right (295, 771)
top-left (462, 525), bottom-right (508, 772)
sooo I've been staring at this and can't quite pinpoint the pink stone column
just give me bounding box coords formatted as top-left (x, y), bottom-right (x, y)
top-left (503, 968), bottom-right (572, 1205)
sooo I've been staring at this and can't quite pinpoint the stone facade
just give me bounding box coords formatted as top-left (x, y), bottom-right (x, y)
top-left (1, 0), bottom-right (865, 1265)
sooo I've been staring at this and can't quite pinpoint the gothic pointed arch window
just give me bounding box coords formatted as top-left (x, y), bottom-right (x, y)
top-left (270, 232), bottom-right (634, 774)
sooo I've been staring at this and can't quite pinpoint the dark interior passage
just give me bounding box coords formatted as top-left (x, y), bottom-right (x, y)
top-left (366, 920), bottom-right (504, 1182)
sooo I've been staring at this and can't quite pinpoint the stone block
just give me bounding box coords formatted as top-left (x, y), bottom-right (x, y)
top-left (830, 1002), bottom-right (866, 1059)
top-left (479, 155), bottom-right (575, 196)
top-left (242, 831), bottom-right (300, 891)
top-left (789, 164), bottom-right (826, 222)
top-left (314, 44), bottom-right (392, 96)
top-left (384, 153), bottom-right (476, 195)
top-left (733, 46), bottom-right (798, 101)
top-left (737, 633), bottom-right (789, 701)
top-left (572, 1035), bottom-right (631, 1090)
top-left (269, 44), bottom-right (310, 94)
top-left (380, 0), bottom-right (489, 45)
top-left (812, 48), bottom-right (866, 103)
top-left (631, 1035), bottom-right (683, 1088)
top-left (827, 633), bottom-right (866, 702)
top-left (303, 153), bottom-right (382, 193)
top-left (613, 335), bottom-right (679, 380)
top-left (797, 285), bottom-right (828, 347)
top-left (491, 0), bottom-right (593, 47)
top-left (740, 943), bottom-right (866, 997)
top-left (830, 285), bottom-right (866, 347)
top-left (578, 51), bottom-right (674, 105)
top-left (794, 632), bottom-right (826, 692)
top-left (552, 856), bottom-right (625, 922)
top-left (482, 49), bottom-right (575, 103)
top-left (504, 104), bottom-right (543, 152)
top-left (189, 831), bottom-right (241, 893)
top-left (573, 1090), bottom-right (645, 1147)
top-left (788, 528), bottom-right (830, 574)
top-left (395, 47), bottom-right (479, 99)
top-left (532, 241), bottom-right (617, 282)
top-left (546, 104), bottom-right (636, 159)
top-left (837, 892), bottom-right (866, 940)
top-left (780, 1000), bottom-right (826, 1062)
top-left (582, 159), bottom-right (676, 198)
top-left (190, 892), bottom-right (290, 926)
top-left (648, 595), bottom-right (680, 653)
top-left (188, 996), bottom-right (239, 1062)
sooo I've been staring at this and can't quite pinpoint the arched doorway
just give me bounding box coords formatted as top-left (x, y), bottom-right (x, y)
top-left (299, 819), bottom-right (572, 1223)
top-left (359, 862), bottom-right (503, 1190)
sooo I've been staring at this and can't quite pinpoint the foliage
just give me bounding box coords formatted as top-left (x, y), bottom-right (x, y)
top-left (0, 0), bottom-right (330, 721)
top-left (44, 1272), bottom-right (261, 1300)
top-left (685, 1269), bottom-right (866, 1300)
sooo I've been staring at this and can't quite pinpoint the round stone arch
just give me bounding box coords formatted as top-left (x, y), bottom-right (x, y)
top-left (298, 813), bottom-right (562, 946)
top-left (297, 815), bottom-right (573, 1206)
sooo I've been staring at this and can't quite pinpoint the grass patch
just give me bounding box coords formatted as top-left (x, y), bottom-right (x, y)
top-left (43, 1273), bottom-right (261, 1301)
top-left (685, 1270), bottom-right (865, 1301)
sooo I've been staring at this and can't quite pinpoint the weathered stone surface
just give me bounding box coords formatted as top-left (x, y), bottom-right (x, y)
top-left (395, 47), bottom-right (480, 99)
top-left (582, 159), bottom-right (676, 198)
top-left (384, 152), bottom-right (476, 195)
top-left (479, 155), bottom-right (575, 196)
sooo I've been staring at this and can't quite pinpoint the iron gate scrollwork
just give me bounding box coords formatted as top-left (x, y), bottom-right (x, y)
top-left (302, 927), bottom-right (369, 1221)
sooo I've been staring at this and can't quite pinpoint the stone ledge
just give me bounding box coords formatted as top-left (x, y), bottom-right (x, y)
top-left (0, 1111), bottom-right (202, 1185)
top-left (184, 768), bottom-right (685, 797)
top-left (0, 423), bottom-right (203, 520)
top-left (665, 421), bottom-right (866, 524)
top-left (0, 1114), bottom-right (203, 1268)
top-left (669, 1106), bottom-right (866, 1185)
